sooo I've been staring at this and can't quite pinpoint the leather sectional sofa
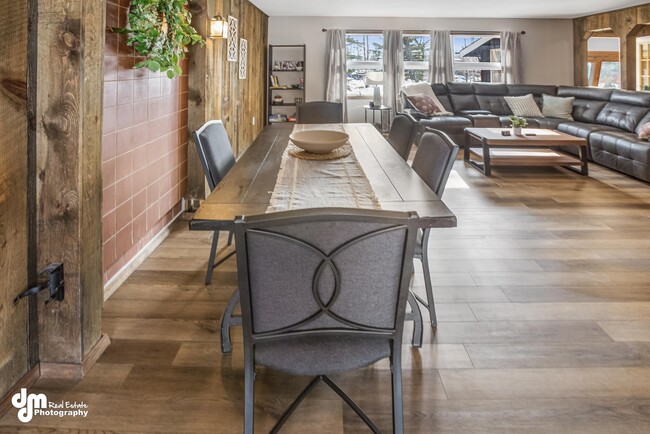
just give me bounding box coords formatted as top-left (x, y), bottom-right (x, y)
top-left (402, 83), bottom-right (650, 182)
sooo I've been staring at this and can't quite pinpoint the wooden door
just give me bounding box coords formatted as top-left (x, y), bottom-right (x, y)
top-left (0, 0), bottom-right (36, 399)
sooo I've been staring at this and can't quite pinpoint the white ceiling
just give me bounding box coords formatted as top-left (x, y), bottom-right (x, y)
top-left (250, 0), bottom-right (648, 19)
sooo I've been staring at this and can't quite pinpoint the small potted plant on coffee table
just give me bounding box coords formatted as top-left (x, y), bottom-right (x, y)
top-left (509, 115), bottom-right (528, 136)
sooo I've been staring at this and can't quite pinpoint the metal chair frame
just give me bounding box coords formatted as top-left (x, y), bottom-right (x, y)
top-left (411, 128), bottom-right (459, 328)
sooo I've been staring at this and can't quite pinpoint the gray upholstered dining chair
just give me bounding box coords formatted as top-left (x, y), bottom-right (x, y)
top-left (387, 113), bottom-right (418, 160)
top-left (191, 120), bottom-right (236, 285)
top-left (296, 101), bottom-right (343, 124)
top-left (234, 208), bottom-right (419, 434)
top-left (410, 129), bottom-right (459, 327)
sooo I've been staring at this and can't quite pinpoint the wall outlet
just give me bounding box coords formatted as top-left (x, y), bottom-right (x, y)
top-left (252, 116), bottom-right (256, 126)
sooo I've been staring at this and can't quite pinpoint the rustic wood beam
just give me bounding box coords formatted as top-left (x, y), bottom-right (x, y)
top-left (34, 0), bottom-right (107, 377)
top-left (587, 51), bottom-right (620, 62)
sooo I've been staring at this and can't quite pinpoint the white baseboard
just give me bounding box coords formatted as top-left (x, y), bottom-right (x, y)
top-left (103, 206), bottom-right (185, 301)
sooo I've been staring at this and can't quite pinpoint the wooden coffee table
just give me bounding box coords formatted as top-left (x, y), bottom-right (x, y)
top-left (464, 128), bottom-right (589, 176)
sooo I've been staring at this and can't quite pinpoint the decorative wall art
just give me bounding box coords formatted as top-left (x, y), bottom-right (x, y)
top-left (227, 16), bottom-right (238, 61)
top-left (239, 38), bottom-right (248, 79)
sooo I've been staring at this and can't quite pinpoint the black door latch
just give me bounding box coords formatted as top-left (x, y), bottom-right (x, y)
top-left (14, 263), bottom-right (65, 304)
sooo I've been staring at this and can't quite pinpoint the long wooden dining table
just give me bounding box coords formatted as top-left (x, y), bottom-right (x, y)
top-left (190, 122), bottom-right (457, 353)
top-left (190, 123), bottom-right (457, 231)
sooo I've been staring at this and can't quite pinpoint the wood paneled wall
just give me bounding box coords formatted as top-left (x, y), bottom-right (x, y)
top-left (188, 0), bottom-right (268, 199)
top-left (574, 4), bottom-right (650, 89)
top-left (0, 0), bottom-right (32, 400)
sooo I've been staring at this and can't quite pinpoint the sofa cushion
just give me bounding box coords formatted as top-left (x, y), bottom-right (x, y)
top-left (529, 117), bottom-right (564, 130)
top-left (596, 102), bottom-right (649, 133)
top-left (507, 84), bottom-right (558, 97)
top-left (637, 122), bottom-right (650, 140)
top-left (476, 95), bottom-right (512, 115)
top-left (473, 83), bottom-right (509, 95)
top-left (450, 93), bottom-right (480, 112)
top-left (557, 86), bottom-right (613, 101)
top-left (446, 82), bottom-right (475, 94)
top-left (405, 93), bottom-right (445, 116)
top-left (507, 84), bottom-right (558, 106)
top-left (504, 94), bottom-right (544, 117)
top-left (401, 82), bottom-right (453, 115)
top-left (557, 121), bottom-right (620, 139)
top-left (589, 131), bottom-right (650, 182)
top-left (431, 83), bottom-right (454, 112)
top-left (419, 116), bottom-right (472, 146)
top-left (610, 89), bottom-right (650, 107)
top-left (569, 99), bottom-right (609, 124)
top-left (542, 94), bottom-right (574, 120)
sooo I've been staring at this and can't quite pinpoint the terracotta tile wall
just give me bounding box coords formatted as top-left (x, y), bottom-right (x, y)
top-left (102, 0), bottom-right (188, 282)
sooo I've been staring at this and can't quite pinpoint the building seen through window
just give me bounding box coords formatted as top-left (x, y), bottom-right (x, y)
top-left (452, 34), bottom-right (502, 83)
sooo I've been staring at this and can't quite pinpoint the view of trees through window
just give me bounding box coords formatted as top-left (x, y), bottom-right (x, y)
top-left (346, 33), bottom-right (432, 97)
top-left (403, 34), bottom-right (430, 83)
top-left (346, 34), bottom-right (383, 96)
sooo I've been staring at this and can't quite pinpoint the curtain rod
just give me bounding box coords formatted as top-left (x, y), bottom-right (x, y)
top-left (321, 28), bottom-right (526, 35)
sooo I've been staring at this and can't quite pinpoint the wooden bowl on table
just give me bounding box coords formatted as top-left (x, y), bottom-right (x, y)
top-left (289, 130), bottom-right (349, 154)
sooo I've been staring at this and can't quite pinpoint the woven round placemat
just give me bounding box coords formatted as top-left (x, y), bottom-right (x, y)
top-left (288, 144), bottom-right (352, 160)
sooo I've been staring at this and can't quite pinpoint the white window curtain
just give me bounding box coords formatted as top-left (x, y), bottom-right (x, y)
top-left (325, 29), bottom-right (348, 122)
top-left (501, 31), bottom-right (523, 84)
top-left (429, 30), bottom-right (453, 84)
top-left (382, 30), bottom-right (404, 116)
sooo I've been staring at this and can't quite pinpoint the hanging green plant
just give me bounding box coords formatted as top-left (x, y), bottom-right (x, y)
top-left (112, 0), bottom-right (205, 79)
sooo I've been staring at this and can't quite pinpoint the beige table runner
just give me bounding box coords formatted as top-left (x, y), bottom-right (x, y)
top-left (266, 124), bottom-right (381, 212)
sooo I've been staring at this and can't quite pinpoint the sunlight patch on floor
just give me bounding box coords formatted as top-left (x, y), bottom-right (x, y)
top-left (446, 170), bottom-right (470, 190)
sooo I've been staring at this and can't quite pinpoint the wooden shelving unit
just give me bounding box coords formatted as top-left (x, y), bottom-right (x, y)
top-left (268, 44), bottom-right (305, 124)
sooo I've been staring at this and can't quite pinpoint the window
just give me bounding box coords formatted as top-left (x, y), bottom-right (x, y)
top-left (587, 36), bottom-right (620, 88)
top-left (451, 34), bottom-right (502, 83)
top-left (346, 33), bottom-right (384, 97)
top-left (403, 34), bottom-right (430, 84)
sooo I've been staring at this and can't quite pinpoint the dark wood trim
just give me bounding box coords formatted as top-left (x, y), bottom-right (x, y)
top-left (0, 365), bottom-right (40, 419)
top-left (27, 0), bottom-right (39, 370)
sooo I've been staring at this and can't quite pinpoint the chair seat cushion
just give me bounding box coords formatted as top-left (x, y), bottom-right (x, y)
top-left (255, 336), bottom-right (391, 376)
top-left (556, 121), bottom-right (621, 138)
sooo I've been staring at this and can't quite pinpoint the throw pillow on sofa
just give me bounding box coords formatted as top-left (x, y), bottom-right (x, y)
top-left (405, 93), bottom-right (443, 117)
top-left (504, 94), bottom-right (544, 117)
top-left (638, 122), bottom-right (650, 140)
top-left (542, 94), bottom-right (574, 120)
top-left (401, 82), bottom-right (452, 115)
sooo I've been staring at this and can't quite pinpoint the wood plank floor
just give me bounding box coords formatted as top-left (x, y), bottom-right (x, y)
top-left (2, 162), bottom-right (650, 433)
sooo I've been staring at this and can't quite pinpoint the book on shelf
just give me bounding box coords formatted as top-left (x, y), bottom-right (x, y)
top-left (270, 75), bottom-right (280, 88)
